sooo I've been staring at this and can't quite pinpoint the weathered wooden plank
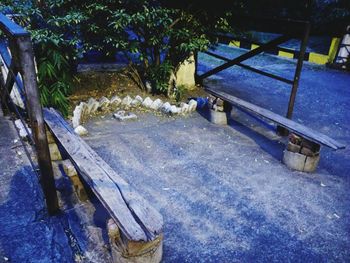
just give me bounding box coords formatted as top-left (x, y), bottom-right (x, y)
top-left (44, 108), bottom-right (163, 241)
top-left (48, 108), bottom-right (163, 238)
top-left (205, 86), bottom-right (346, 150)
top-left (51, 108), bottom-right (163, 239)
top-left (83, 145), bottom-right (163, 240)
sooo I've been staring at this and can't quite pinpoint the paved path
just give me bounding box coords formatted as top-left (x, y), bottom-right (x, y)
top-left (0, 110), bottom-right (73, 263)
top-left (84, 48), bottom-right (350, 262)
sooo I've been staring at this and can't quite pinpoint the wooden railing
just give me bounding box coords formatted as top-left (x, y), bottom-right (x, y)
top-left (0, 13), bottom-right (59, 214)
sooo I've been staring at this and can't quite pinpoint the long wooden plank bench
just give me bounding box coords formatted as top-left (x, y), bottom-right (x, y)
top-left (43, 108), bottom-right (163, 262)
top-left (204, 86), bottom-right (345, 172)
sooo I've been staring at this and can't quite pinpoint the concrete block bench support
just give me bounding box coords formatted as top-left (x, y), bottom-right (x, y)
top-left (208, 95), bottom-right (231, 125)
top-left (283, 134), bottom-right (321, 172)
top-left (204, 86), bottom-right (345, 173)
top-left (43, 108), bottom-right (164, 263)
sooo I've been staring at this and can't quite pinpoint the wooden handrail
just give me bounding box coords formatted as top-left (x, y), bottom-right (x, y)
top-left (0, 13), bottom-right (30, 38)
top-left (0, 13), bottom-right (59, 214)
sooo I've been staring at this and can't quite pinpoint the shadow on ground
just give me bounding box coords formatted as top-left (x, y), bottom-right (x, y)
top-left (83, 46), bottom-right (350, 262)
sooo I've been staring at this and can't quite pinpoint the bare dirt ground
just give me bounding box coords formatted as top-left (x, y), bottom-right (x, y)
top-left (69, 70), bottom-right (207, 116)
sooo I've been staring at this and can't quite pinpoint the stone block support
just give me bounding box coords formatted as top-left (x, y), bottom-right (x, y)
top-left (48, 143), bottom-right (62, 161)
top-left (283, 133), bottom-right (321, 172)
top-left (107, 219), bottom-right (163, 263)
top-left (61, 159), bottom-right (88, 202)
top-left (208, 95), bottom-right (230, 125)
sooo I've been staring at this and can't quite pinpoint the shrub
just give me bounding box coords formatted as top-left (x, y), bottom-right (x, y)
top-left (110, 2), bottom-right (210, 94)
top-left (1, 1), bottom-right (84, 116)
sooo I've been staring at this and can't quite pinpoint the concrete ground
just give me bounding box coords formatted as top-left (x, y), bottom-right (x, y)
top-left (83, 46), bottom-right (350, 262)
top-left (0, 112), bottom-right (73, 262)
top-left (0, 109), bottom-right (112, 263)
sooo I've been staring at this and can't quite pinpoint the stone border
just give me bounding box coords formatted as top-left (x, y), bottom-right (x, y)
top-left (71, 95), bottom-right (198, 135)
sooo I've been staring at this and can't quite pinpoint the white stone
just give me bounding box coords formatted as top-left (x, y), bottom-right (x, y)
top-left (121, 95), bottom-right (133, 107)
top-left (14, 119), bottom-right (32, 140)
top-left (74, 125), bottom-right (88, 136)
top-left (131, 99), bottom-right (141, 107)
top-left (113, 111), bottom-right (137, 121)
top-left (86, 98), bottom-right (99, 114)
top-left (175, 54), bottom-right (196, 88)
top-left (142, 97), bottom-right (153, 108)
top-left (72, 103), bottom-right (84, 128)
top-left (160, 102), bottom-right (171, 113)
top-left (98, 97), bottom-right (110, 110)
top-left (110, 95), bottom-right (122, 108)
top-left (188, 99), bottom-right (198, 112)
top-left (80, 102), bottom-right (89, 120)
top-left (170, 105), bottom-right (180, 114)
top-left (145, 81), bottom-right (152, 93)
top-left (180, 103), bottom-right (190, 114)
top-left (150, 99), bottom-right (163, 110)
top-left (135, 95), bottom-right (143, 103)
top-left (209, 109), bottom-right (227, 125)
top-left (131, 95), bottom-right (144, 106)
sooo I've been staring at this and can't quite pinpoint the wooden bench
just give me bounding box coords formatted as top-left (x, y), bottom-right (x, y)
top-left (43, 108), bottom-right (163, 263)
top-left (204, 86), bottom-right (345, 172)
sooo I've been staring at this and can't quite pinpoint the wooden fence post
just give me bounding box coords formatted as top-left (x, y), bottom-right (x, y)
top-left (15, 36), bottom-right (59, 215)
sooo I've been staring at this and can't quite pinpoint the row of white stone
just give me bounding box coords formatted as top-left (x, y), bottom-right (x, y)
top-left (72, 94), bottom-right (198, 129)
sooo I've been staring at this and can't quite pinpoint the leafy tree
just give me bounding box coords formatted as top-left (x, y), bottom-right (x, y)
top-left (0, 0), bottom-right (85, 116)
top-left (110, 2), bottom-right (211, 94)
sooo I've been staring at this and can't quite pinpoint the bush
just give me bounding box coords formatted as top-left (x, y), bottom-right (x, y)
top-left (110, 2), bottom-right (210, 94)
top-left (0, 0), bottom-right (84, 115)
top-left (0, 0), bottom-right (236, 105)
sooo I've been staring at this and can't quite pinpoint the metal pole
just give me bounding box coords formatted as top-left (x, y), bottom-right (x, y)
top-left (15, 36), bottom-right (59, 215)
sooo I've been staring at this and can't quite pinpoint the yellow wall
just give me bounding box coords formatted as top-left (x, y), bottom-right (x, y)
top-left (278, 51), bottom-right (294, 59)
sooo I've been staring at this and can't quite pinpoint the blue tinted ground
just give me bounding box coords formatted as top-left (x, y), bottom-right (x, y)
top-left (0, 43), bottom-right (349, 262)
top-left (0, 111), bottom-right (111, 262)
top-left (84, 44), bottom-right (350, 262)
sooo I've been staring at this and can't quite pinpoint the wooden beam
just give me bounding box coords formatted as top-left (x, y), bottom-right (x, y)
top-left (204, 50), bottom-right (294, 84)
top-left (287, 23), bottom-right (311, 119)
top-left (15, 36), bottom-right (59, 215)
top-left (198, 35), bottom-right (291, 80)
top-left (205, 86), bottom-right (345, 150)
top-left (0, 14), bottom-right (30, 39)
top-left (44, 108), bottom-right (163, 242)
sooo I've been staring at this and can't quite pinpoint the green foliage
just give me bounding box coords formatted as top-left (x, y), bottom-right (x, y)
top-left (147, 61), bottom-right (174, 93)
top-left (79, 1), bottom-right (126, 57)
top-left (0, 1), bottom-right (82, 116)
top-left (36, 44), bottom-right (73, 117)
top-left (110, 2), bottom-right (210, 94)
